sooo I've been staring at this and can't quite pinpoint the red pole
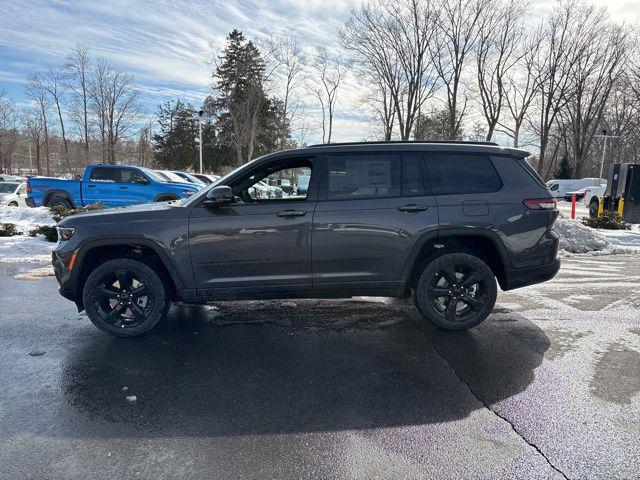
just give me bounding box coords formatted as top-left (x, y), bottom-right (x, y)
top-left (571, 194), bottom-right (576, 219)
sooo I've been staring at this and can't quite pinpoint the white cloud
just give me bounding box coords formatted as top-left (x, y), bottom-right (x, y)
top-left (0, 0), bottom-right (637, 145)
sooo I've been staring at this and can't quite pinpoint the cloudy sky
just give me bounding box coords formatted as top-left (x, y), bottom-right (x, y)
top-left (1, 0), bottom-right (638, 144)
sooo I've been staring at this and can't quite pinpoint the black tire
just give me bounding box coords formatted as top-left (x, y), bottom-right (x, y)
top-left (83, 258), bottom-right (170, 338)
top-left (48, 196), bottom-right (73, 209)
top-left (589, 198), bottom-right (599, 218)
top-left (8, 201), bottom-right (18, 207)
top-left (414, 252), bottom-right (497, 330)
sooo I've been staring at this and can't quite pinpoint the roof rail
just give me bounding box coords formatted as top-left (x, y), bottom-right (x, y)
top-left (307, 140), bottom-right (500, 147)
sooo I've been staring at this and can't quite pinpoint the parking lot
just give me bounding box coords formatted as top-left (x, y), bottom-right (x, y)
top-left (1, 253), bottom-right (639, 479)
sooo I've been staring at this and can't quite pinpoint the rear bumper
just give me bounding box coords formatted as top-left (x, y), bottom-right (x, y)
top-left (503, 258), bottom-right (561, 291)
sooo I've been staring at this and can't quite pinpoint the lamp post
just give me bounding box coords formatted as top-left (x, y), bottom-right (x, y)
top-left (188, 110), bottom-right (214, 174)
top-left (594, 129), bottom-right (619, 182)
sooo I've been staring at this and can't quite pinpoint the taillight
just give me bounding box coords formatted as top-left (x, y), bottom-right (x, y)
top-left (523, 198), bottom-right (557, 210)
top-left (26, 183), bottom-right (31, 193)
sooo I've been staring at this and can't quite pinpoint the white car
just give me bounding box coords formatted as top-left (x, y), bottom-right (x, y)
top-left (0, 182), bottom-right (28, 207)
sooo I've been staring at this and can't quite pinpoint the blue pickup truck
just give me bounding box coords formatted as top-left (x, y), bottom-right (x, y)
top-left (26, 164), bottom-right (201, 209)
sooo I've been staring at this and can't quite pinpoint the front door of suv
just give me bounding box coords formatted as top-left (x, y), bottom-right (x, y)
top-left (189, 157), bottom-right (318, 294)
top-left (312, 152), bottom-right (438, 288)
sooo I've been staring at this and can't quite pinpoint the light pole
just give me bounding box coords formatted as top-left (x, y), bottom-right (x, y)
top-left (188, 110), bottom-right (214, 174)
top-left (594, 129), bottom-right (619, 182)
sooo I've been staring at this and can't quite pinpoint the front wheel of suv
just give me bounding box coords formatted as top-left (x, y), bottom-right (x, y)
top-left (414, 252), bottom-right (497, 331)
top-left (83, 258), bottom-right (170, 337)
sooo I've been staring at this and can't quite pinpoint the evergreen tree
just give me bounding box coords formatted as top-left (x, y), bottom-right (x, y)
top-left (212, 30), bottom-right (267, 166)
top-left (413, 109), bottom-right (463, 141)
top-left (554, 154), bottom-right (573, 179)
top-left (152, 100), bottom-right (199, 170)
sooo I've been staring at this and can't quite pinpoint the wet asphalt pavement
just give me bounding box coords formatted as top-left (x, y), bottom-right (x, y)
top-left (1, 255), bottom-right (639, 479)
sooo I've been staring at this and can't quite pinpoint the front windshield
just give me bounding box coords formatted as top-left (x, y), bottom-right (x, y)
top-left (160, 170), bottom-right (188, 183)
top-left (0, 182), bottom-right (19, 193)
top-left (140, 168), bottom-right (168, 183)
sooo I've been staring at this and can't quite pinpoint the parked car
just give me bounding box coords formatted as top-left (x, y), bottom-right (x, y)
top-left (26, 165), bottom-right (200, 209)
top-left (0, 174), bottom-right (26, 182)
top-left (0, 182), bottom-right (28, 207)
top-left (52, 141), bottom-right (560, 338)
top-left (153, 170), bottom-right (196, 187)
top-left (171, 171), bottom-right (207, 187)
top-left (546, 178), bottom-right (605, 199)
top-left (192, 173), bottom-right (220, 184)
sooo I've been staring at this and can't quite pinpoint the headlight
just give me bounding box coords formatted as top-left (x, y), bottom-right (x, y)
top-left (182, 190), bottom-right (195, 197)
top-left (56, 227), bottom-right (76, 241)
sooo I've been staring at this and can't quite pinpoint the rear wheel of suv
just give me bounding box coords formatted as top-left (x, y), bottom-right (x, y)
top-left (414, 252), bottom-right (497, 330)
top-left (83, 258), bottom-right (170, 337)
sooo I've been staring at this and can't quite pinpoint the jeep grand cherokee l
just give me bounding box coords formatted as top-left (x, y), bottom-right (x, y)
top-left (52, 142), bottom-right (560, 337)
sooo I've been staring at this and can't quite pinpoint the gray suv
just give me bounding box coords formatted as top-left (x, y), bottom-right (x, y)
top-left (52, 142), bottom-right (560, 337)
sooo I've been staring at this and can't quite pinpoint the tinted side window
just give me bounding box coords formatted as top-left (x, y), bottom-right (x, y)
top-left (403, 155), bottom-right (426, 196)
top-left (120, 168), bottom-right (148, 184)
top-left (90, 167), bottom-right (118, 182)
top-left (427, 154), bottom-right (502, 195)
top-left (327, 154), bottom-right (402, 200)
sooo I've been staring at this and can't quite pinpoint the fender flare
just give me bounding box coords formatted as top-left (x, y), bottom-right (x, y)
top-left (71, 236), bottom-right (186, 298)
top-left (43, 189), bottom-right (76, 208)
top-left (400, 227), bottom-right (512, 281)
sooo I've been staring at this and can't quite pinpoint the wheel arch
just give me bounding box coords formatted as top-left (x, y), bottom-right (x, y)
top-left (72, 238), bottom-right (184, 309)
top-left (405, 229), bottom-right (511, 291)
top-left (43, 189), bottom-right (75, 208)
top-left (154, 193), bottom-right (180, 202)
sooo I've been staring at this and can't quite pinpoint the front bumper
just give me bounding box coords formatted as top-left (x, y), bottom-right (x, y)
top-left (52, 249), bottom-right (77, 302)
top-left (503, 258), bottom-right (561, 291)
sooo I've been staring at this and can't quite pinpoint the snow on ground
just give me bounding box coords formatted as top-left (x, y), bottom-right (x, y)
top-left (554, 200), bottom-right (640, 253)
top-left (0, 206), bottom-right (55, 231)
top-left (0, 206), bottom-right (56, 264)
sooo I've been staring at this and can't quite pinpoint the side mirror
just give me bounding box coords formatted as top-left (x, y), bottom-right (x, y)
top-left (203, 185), bottom-right (233, 207)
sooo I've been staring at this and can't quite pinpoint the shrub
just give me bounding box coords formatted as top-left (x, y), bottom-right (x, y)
top-left (581, 211), bottom-right (631, 230)
top-left (0, 223), bottom-right (20, 237)
top-left (29, 225), bottom-right (59, 242)
top-left (50, 203), bottom-right (105, 222)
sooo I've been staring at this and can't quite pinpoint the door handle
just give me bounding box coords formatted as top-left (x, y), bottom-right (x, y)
top-left (119, 186), bottom-right (128, 190)
top-left (87, 184), bottom-right (96, 189)
top-left (398, 204), bottom-right (428, 212)
top-left (276, 210), bottom-right (306, 217)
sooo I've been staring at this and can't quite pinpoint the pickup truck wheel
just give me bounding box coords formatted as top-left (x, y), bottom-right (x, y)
top-left (48, 197), bottom-right (73, 209)
top-left (414, 253), bottom-right (497, 331)
top-left (83, 258), bottom-right (170, 338)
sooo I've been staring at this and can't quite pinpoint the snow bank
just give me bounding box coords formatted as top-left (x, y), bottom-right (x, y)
top-left (0, 206), bottom-right (56, 264)
top-left (0, 206), bottom-right (55, 232)
top-left (553, 214), bottom-right (612, 253)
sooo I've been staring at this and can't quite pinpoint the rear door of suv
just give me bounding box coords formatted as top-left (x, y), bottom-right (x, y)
top-left (311, 151), bottom-right (438, 289)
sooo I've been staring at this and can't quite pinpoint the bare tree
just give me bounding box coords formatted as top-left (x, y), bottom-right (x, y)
top-left (475, 0), bottom-right (528, 141)
top-left (263, 36), bottom-right (304, 148)
top-left (43, 67), bottom-right (71, 173)
top-left (308, 48), bottom-right (349, 143)
top-left (530, 1), bottom-right (583, 176)
top-left (562, 9), bottom-right (628, 177)
top-left (89, 58), bottom-right (142, 164)
top-left (64, 47), bottom-right (92, 163)
top-left (0, 88), bottom-right (18, 173)
top-left (431, 0), bottom-right (489, 139)
top-left (22, 108), bottom-right (44, 175)
top-left (341, 0), bottom-right (440, 140)
top-left (498, 32), bottom-right (541, 147)
top-left (24, 74), bottom-right (51, 175)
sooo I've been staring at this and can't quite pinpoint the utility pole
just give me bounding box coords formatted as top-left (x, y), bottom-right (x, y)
top-left (594, 129), bottom-right (619, 182)
top-left (188, 110), bottom-right (214, 174)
